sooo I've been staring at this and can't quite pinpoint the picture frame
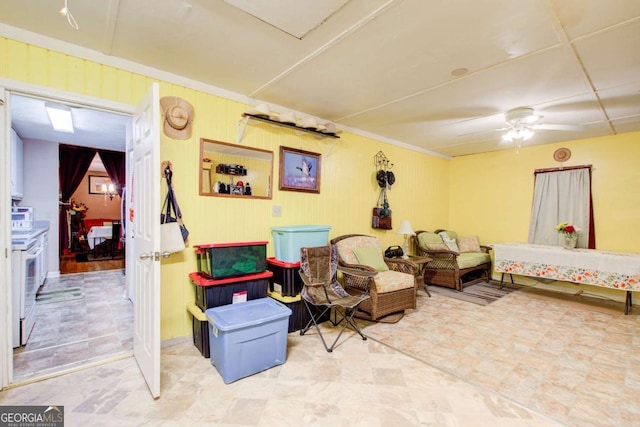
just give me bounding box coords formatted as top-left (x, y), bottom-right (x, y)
top-left (279, 146), bottom-right (321, 193)
top-left (88, 175), bottom-right (113, 194)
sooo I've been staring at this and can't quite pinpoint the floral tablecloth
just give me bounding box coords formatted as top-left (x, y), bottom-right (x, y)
top-left (493, 243), bottom-right (640, 291)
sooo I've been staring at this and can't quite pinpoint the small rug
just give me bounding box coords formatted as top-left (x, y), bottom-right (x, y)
top-left (428, 281), bottom-right (519, 306)
top-left (75, 252), bottom-right (124, 262)
top-left (36, 287), bottom-right (84, 304)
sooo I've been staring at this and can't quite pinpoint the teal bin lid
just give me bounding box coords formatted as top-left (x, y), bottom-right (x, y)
top-left (206, 298), bottom-right (292, 332)
top-left (271, 225), bottom-right (331, 233)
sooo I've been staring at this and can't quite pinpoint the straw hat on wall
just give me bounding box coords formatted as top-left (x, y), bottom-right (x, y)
top-left (160, 96), bottom-right (194, 139)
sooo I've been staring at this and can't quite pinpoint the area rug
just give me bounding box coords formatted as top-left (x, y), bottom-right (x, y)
top-left (36, 287), bottom-right (84, 304)
top-left (428, 281), bottom-right (519, 306)
top-left (75, 252), bottom-right (124, 262)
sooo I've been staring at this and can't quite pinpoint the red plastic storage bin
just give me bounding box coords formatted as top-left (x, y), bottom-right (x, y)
top-left (266, 257), bottom-right (302, 297)
top-left (189, 271), bottom-right (272, 311)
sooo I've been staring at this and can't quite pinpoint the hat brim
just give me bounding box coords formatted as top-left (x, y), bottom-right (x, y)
top-left (161, 96), bottom-right (194, 140)
top-left (163, 121), bottom-right (193, 140)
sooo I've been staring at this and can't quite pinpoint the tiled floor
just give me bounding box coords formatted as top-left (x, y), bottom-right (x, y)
top-left (2, 282), bottom-right (639, 426)
top-left (12, 269), bottom-right (132, 382)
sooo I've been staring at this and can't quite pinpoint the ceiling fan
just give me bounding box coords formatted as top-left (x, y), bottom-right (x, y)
top-left (500, 107), bottom-right (587, 143)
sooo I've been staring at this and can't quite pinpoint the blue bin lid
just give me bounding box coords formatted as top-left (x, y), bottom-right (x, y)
top-left (205, 298), bottom-right (292, 331)
top-left (270, 225), bottom-right (331, 232)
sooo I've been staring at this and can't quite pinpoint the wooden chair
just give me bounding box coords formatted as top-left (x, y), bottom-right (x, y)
top-left (413, 230), bottom-right (492, 291)
top-left (330, 234), bottom-right (418, 322)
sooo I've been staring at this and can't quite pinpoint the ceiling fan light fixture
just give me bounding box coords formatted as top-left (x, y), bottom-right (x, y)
top-left (505, 107), bottom-right (541, 126)
top-left (502, 127), bottom-right (533, 143)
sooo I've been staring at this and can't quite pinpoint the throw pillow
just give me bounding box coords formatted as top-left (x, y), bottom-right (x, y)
top-left (353, 246), bottom-right (389, 271)
top-left (438, 231), bottom-right (460, 252)
top-left (458, 235), bottom-right (481, 253)
top-left (425, 242), bottom-right (449, 251)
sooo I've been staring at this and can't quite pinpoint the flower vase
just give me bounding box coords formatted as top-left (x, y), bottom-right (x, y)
top-left (563, 234), bottom-right (577, 249)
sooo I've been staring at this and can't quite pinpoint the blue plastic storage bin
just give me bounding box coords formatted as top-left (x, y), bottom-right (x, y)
top-left (206, 298), bottom-right (292, 383)
top-left (270, 225), bottom-right (331, 263)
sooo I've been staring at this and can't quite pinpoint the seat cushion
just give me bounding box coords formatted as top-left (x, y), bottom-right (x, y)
top-left (457, 252), bottom-right (491, 269)
top-left (372, 270), bottom-right (415, 293)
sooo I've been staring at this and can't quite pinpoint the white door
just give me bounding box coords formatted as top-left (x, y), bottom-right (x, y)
top-left (132, 83), bottom-right (161, 398)
top-left (0, 87), bottom-right (11, 390)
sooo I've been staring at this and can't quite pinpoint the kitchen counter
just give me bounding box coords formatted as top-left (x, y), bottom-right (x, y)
top-left (12, 222), bottom-right (49, 250)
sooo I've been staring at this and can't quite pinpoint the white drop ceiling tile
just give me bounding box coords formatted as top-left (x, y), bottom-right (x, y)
top-left (551, 0), bottom-right (640, 40)
top-left (108, 0), bottom-right (386, 95)
top-left (341, 46), bottom-right (592, 132)
top-left (597, 83), bottom-right (640, 120)
top-left (223, 0), bottom-right (351, 39)
top-left (256, 0), bottom-right (561, 117)
top-left (573, 19), bottom-right (640, 90)
top-left (610, 116), bottom-right (640, 134)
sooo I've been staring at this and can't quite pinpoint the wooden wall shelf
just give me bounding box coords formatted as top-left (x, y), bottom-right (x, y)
top-left (238, 113), bottom-right (340, 143)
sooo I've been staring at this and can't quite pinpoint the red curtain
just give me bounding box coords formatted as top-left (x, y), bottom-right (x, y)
top-left (98, 149), bottom-right (125, 197)
top-left (59, 145), bottom-right (97, 253)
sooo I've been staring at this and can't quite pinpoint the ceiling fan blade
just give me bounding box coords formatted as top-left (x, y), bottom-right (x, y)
top-left (458, 126), bottom-right (509, 137)
top-left (531, 123), bottom-right (587, 131)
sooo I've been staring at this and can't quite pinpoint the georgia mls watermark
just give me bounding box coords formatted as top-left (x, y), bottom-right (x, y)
top-left (0, 406), bottom-right (64, 427)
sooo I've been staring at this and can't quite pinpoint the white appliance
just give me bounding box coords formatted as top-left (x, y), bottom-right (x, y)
top-left (11, 206), bottom-right (34, 232)
top-left (11, 234), bottom-right (44, 348)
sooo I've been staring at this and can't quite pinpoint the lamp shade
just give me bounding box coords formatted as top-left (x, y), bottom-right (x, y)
top-left (397, 220), bottom-right (415, 236)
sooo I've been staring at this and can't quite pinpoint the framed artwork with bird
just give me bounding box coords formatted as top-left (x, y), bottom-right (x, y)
top-left (279, 146), bottom-right (321, 193)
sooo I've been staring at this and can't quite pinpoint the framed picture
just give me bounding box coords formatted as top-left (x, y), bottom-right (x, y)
top-left (88, 175), bottom-right (113, 194)
top-left (279, 146), bottom-right (321, 193)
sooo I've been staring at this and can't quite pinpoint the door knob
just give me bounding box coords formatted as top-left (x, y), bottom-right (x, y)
top-left (138, 252), bottom-right (152, 260)
top-left (161, 251), bottom-right (171, 258)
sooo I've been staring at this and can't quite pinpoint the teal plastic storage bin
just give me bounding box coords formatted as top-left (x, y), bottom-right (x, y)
top-left (206, 298), bottom-right (292, 383)
top-left (271, 225), bottom-right (331, 263)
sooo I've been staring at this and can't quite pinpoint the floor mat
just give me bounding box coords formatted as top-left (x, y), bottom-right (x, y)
top-left (75, 252), bottom-right (124, 262)
top-left (428, 281), bottom-right (519, 306)
top-left (36, 287), bottom-right (85, 304)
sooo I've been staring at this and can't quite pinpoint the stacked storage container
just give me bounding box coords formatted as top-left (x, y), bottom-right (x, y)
top-left (189, 241), bottom-right (271, 358)
top-left (268, 225), bottom-right (331, 332)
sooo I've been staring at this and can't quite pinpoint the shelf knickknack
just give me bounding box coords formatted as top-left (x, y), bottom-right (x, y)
top-left (200, 138), bottom-right (274, 199)
top-left (238, 113), bottom-right (340, 144)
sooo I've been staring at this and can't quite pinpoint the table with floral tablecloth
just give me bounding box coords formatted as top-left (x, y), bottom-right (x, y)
top-left (493, 243), bottom-right (640, 314)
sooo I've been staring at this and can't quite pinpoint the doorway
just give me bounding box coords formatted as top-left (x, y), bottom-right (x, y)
top-left (9, 92), bottom-right (133, 383)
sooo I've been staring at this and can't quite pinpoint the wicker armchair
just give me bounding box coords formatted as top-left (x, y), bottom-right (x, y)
top-left (413, 230), bottom-right (492, 291)
top-left (330, 234), bottom-right (418, 321)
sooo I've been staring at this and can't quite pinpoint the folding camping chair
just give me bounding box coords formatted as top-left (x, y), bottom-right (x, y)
top-left (298, 245), bottom-right (373, 352)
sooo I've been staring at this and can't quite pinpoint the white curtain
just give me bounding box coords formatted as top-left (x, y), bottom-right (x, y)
top-left (528, 168), bottom-right (591, 248)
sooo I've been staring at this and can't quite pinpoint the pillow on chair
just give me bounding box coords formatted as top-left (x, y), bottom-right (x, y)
top-left (438, 231), bottom-right (460, 252)
top-left (426, 242), bottom-right (449, 251)
top-left (458, 236), bottom-right (481, 252)
top-left (353, 246), bottom-right (389, 271)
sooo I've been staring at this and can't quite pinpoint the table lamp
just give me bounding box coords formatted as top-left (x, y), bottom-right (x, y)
top-left (397, 220), bottom-right (415, 259)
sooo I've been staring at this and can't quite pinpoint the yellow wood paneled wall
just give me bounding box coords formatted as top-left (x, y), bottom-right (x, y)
top-left (450, 132), bottom-right (640, 253)
top-left (1, 37), bottom-right (449, 340)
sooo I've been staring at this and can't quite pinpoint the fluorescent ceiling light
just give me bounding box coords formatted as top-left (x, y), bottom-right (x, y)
top-left (45, 102), bottom-right (74, 133)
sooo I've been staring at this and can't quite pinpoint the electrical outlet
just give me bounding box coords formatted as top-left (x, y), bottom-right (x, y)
top-left (272, 205), bottom-right (282, 217)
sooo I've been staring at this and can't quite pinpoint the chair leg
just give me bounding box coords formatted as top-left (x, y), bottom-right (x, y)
top-left (301, 300), bottom-right (367, 353)
top-left (301, 301), bottom-right (334, 352)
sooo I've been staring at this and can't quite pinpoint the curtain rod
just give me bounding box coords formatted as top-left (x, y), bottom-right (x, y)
top-left (534, 164), bottom-right (592, 175)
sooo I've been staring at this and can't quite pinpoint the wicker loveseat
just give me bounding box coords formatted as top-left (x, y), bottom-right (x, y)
top-left (413, 230), bottom-right (492, 291)
top-left (331, 234), bottom-right (418, 321)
